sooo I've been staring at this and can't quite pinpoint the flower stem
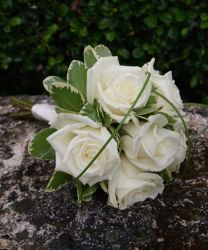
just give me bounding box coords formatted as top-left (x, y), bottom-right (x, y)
top-left (153, 90), bottom-right (192, 170)
top-left (75, 72), bottom-right (151, 181)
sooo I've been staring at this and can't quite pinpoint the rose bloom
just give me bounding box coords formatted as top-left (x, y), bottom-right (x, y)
top-left (87, 56), bottom-right (152, 123)
top-left (121, 114), bottom-right (187, 172)
top-left (148, 59), bottom-right (184, 116)
top-left (108, 155), bottom-right (164, 210)
top-left (47, 113), bottom-right (120, 186)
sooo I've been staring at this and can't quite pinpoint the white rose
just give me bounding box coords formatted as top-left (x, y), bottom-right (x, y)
top-left (87, 57), bottom-right (152, 123)
top-left (108, 155), bottom-right (164, 210)
top-left (148, 60), bottom-right (184, 114)
top-left (121, 114), bottom-right (187, 172)
top-left (47, 113), bottom-right (120, 186)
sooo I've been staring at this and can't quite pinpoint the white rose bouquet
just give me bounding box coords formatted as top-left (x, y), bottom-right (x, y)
top-left (29, 45), bottom-right (190, 209)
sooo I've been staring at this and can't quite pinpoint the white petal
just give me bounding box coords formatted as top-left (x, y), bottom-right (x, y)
top-left (50, 113), bottom-right (101, 129)
top-left (87, 56), bottom-right (119, 103)
top-left (55, 153), bottom-right (73, 175)
top-left (31, 103), bottom-right (57, 122)
top-left (108, 170), bottom-right (119, 208)
top-left (100, 65), bottom-right (141, 88)
top-left (47, 123), bottom-right (85, 158)
top-left (148, 114), bottom-right (168, 127)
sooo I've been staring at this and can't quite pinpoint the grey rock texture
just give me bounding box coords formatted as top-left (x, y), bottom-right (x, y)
top-left (0, 96), bottom-right (208, 250)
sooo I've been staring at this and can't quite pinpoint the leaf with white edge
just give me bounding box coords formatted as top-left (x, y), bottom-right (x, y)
top-left (51, 83), bottom-right (85, 113)
top-left (134, 114), bottom-right (148, 121)
top-left (80, 103), bottom-right (101, 122)
top-left (100, 108), bottom-right (112, 127)
top-left (80, 99), bottom-right (112, 126)
top-left (67, 60), bottom-right (87, 98)
top-left (82, 184), bottom-right (97, 202)
top-left (43, 76), bottom-right (66, 93)
top-left (45, 171), bottom-right (72, 192)
top-left (84, 45), bottom-right (98, 68)
top-left (94, 44), bottom-right (112, 57)
top-left (136, 93), bottom-right (160, 116)
top-left (28, 128), bottom-right (56, 160)
top-left (94, 99), bottom-right (112, 127)
top-left (136, 105), bottom-right (162, 116)
top-left (76, 180), bottom-right (97, 203)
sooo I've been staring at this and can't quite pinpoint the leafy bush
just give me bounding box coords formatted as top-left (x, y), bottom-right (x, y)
top-left (0, 0), bottom-right (208, 103)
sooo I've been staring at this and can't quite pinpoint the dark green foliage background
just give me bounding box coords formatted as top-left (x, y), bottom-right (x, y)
top-left (0, 0), bottom-right (208, 103)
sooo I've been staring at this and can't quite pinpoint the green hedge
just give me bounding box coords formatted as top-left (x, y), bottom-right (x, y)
top-left (0, 0), bottom-right (208, 103)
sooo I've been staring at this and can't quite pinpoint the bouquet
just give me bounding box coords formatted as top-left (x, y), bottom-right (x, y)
top-left (29, 45), bottom-right (189, 210)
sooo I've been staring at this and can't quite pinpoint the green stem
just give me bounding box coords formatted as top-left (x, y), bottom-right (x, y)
top-left (153, 90), bottom-right (192, 168)
top-left (75, 72), bottom-right (151, 181)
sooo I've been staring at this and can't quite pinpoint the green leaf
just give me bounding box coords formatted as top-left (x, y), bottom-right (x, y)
top-left (45, 171), bottom-right (72, 192)
top-left (159, 169), bottom-right (172, 183)
top-left (51, 83), bottom-right (85, 113)
top-left (158, 112), bottom-right (177, 127)
top-left (82, 184), bottom-right (97, 202)
top-left (190, 75), bottom-right (197, 87)
top-left (43, 76), bottom-right (66, 93)
top-left (76, 180), bottom-right (97, 203)
top-left (98, 106), bottom-right (112, 127)
top-left (171, 8), bottom-right (186, 22)
top-left (132, 48), bottom-right (144, 59)
top-left (94, 44), bottom-right (112, 57)
top-left (200, 12), bottom-right (208, 21)
top-left (28, 128), bottom-right (56, 160)
top-left (136, 93), bottom-right (161, 115)
top-left (200, 20), bottom-right (208, 29)
top-left (94, 99), bottom-right (112, 127)
top-left (146, 94), bottom-right (157, 106)
top-left (57, 3), bottom-right (69, 16)
top-left (159, 13), bottom-right (172, 24)
top-left (144, 15), bottom-right (158, 28)
top-left (80, 103), bottom-right (100, 122)
top-left (67, 60), bottom-right (87, 98)
top-left (105, 30), bottom-right (116, 42)
top-left (181, 28), bottom-right (188, 37)
top-left (83, 45), bottom-right (98, 68)
top-left (136, 106), bottom-right (162, 116)
top-left (80, 99), bottom-right (112, 126)
top-left (168, 27), bottom-right (179, 40)
top-left (117, 48), bottom-right (130, 59)
top-left (9, 17), bottom-right (22, 26)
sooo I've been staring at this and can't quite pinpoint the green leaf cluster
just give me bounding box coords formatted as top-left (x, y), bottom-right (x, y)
top-left (76, 180), bottom-right (98, 203)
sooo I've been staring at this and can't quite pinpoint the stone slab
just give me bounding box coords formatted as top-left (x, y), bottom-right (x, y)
top-left (0, 96), bottom-right (208, 250)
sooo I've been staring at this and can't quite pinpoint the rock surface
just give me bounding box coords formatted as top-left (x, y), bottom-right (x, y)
top-left (0, 96), bottom-right (208, 250)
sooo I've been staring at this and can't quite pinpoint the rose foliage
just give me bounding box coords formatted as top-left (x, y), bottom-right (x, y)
top-left (29, 45), bottom-right (188, 210)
